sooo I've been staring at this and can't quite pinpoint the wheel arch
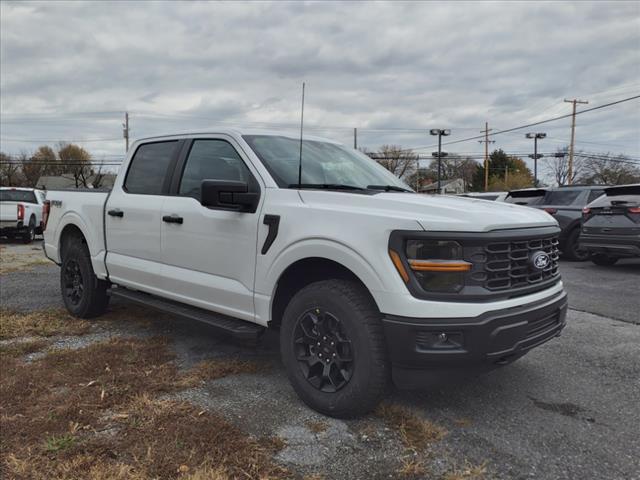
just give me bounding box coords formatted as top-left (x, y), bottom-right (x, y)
top-left (269, 257), bottom-right (379, 329)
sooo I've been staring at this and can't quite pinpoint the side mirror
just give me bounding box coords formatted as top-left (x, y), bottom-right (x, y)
top-left (200, 180), bottom-right (259, 213)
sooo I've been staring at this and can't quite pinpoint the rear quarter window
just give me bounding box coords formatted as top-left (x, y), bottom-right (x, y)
top-left (124, 141), bottom-right (178, 195)
top-left (543, 190), bottom-right (582, 205)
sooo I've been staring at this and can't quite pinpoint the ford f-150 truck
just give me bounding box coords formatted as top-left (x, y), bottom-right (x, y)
top-left (43, 130), bottom-right (568, 417)
top-left (1, 187), bottom-right (46, 243)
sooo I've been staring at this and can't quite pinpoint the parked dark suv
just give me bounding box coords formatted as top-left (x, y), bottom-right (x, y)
top-left (579, 184), bottom-right (640, 265)
top-left (508, 185), bottom-right (607, 260)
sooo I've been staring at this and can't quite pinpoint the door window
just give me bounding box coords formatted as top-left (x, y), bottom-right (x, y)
top-left (124, 141), bottom-right (178, 195)
top-left (587, 190), bottom-right (604, 203)
top-left (178, 140), bottom-right (250, 201)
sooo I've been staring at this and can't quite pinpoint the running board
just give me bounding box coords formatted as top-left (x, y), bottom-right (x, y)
top-left (109, 287), bottom-right (265, 341)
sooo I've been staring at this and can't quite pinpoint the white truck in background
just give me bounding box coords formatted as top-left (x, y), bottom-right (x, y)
top-left (0, 187), bottom-right (46, 243)
top-left (42, 130), bottom-right (568, 417)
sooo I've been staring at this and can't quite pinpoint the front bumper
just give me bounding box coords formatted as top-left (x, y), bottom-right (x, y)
top-left (579, 233), bottom-right (640, 258)
top-left (382, 290), bottom-right (568, 389)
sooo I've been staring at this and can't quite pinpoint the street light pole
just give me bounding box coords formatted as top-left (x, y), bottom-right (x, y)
top-left (430, 129), bottom-right (451, 194)
top-left (526, 132), bottom-right (546, 186)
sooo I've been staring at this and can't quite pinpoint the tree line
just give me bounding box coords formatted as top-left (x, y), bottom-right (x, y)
top-left (0, 143), bottom-right (109, 188)
top-left (366, 145), bottom-right (640, 191)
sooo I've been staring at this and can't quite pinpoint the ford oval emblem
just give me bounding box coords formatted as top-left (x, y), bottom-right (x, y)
top-left (531, 251), bottom-right (551, 270)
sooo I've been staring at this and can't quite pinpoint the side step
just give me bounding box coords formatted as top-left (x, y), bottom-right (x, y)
top-left (109, 287), bottom-right (265, 341)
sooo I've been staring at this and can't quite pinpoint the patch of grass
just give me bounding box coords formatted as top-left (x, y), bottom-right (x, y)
top-left (306, 420), bottom-right (329, 434)
top-left (442, 461), bottom-right (488, 480)
top-left (0, 336), bottom-right (289, 480)
top-left (397, 455), bottom-right (427, 478)
top-left (0, 308), bottom-right (90, 339)
top-left (0, 338), bottom-right (50, 357)
top-left (0, 254), bottom-right (50, 275)
top-left (375, 403), bottom-right (448, 451)
top-left (44, 434), bottom-right (77, 453)
top-left (178, 357), bottom-right (263, 387)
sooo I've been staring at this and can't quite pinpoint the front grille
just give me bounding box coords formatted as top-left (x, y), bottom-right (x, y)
top-left (482, 237), bottom-right (559, 291)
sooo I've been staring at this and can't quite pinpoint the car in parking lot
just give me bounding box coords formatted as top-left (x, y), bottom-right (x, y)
top-left (579, 184), bottom-right (640, 265)
top-left (0, 187), bottom-right (46, 243)
top-left (508, 185), bottom-right (607, 261)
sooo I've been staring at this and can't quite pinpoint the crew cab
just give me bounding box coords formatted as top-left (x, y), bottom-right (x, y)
top-left (43, 130), bottom-right (568, 417)
top-left (0, 187), bottom-right (46, 243)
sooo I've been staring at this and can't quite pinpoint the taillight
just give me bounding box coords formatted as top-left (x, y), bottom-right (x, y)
top-left (42, 200), bottom-right (51, 232)
top-left (628, 206), bottom-right (640, 223)
top-left (628, 207), bottom-right (640, 214)
top-left (544, 208), bottom-right (557, 215)
top-left (17, 204), bottom-right (24, 221)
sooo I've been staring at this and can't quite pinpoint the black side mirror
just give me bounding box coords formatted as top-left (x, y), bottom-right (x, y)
top-left (200, 180), bottom-right (259, 213)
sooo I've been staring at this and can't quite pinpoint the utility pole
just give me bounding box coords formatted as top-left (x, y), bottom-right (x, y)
top-left (430, 129), bottom-right (450, 194)
top-left (123, 112), bottom-right (130, 152)
top-left (525, 132), bottom-right (546, 186)
top-left (479, 122), bottom-right (494, 191)
top-left (353, 128), bottom-right (358, 149)
top-left (564, 98), bottom-right (588, 185)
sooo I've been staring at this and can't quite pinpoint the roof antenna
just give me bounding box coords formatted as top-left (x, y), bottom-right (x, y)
top-left (297, 82), bottom-right (305, 188)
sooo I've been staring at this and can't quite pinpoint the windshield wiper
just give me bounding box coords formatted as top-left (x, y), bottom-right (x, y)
top-left (289, 183), bottom-right (366, 191)
top-left (366, 184), bottom-right (413, 193)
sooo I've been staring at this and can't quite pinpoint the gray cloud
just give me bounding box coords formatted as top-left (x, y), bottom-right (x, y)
top-left (1, 0), bottom-right (638, 171)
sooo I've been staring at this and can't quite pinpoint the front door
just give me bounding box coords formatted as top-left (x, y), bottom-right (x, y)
top-left (160, 137), bottom-right (263, 321)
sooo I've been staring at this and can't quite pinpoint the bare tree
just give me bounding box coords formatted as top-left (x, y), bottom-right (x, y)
top-left (0, 152), bottom-right (24, 186)
top-left (577, 153), bottom-right (640, 185)
top-left (544, 147), bottom-right (585, 186)
top-left (364, 145), bottom-right (418, 180)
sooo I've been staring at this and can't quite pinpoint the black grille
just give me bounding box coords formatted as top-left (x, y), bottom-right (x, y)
top-left (482, 237), bottom-right (559, 291)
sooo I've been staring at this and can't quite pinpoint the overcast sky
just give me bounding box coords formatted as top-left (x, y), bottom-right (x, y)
top-left (1, 0), bottom-right (639, 176)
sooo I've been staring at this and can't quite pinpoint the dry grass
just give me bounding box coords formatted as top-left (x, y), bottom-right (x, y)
top-left (442, 461), bottom-right (488, 480)
top-left (0, 336), bottom-right (289, 480)
top-left (0, 338), bottom-right (50, 357)
top-left (0, 307), bottom-right (90, 339)
top-left (376, 403), bottom-right (448, 451)
top-left (0, 251), bottom-right (50, 275)
top-left (306, 420), bottom-right (329, 434)
top-left (397, 456), bottom-right (427, 478)
top-left (178, 357), bottom-right (263, 388)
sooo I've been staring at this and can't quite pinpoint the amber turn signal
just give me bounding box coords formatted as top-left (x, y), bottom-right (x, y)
top-left (389, 249), bottom-right (410, 283)
top-left (408, 260), bottom-right (472, 272)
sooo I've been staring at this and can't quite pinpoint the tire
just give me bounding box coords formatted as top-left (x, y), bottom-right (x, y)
top-left (591, 254), bottom-right (618, 266)
top-left (60, 239), bottom-right (109, 318)
top-left (22, 217), bottom-right (36, 244)
top-left (280, 279), bottom-right (390, 418)
top-left (563, 228), bottom-right (589, 261)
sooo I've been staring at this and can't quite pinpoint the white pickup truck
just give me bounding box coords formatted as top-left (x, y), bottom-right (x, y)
top-left (1, 187), bottom-right (46, 243)
top-left (43, 130), bottom-right (567, 417)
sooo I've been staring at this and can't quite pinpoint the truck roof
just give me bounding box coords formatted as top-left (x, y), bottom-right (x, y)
top-left (135, 128), bottom-right (342, 145)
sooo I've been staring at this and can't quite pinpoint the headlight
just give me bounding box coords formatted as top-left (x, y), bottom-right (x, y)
top-left (390, 239), bottom-right (471, 293)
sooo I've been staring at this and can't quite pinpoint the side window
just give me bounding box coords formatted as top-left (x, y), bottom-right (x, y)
top-left (587, 190), bottom-right (604, 203)
top-left (178, 140), bottom-right (250, 200)
top-left (124, 141), bottom-right (178, 195)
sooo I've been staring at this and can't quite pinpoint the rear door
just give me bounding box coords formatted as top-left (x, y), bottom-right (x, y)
top-left (160, 136), bottom-right (263, 321)
top-left (105, 140), bottom-right (182, 293)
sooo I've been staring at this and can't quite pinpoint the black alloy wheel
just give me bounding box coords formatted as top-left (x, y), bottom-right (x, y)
top-left (63, 259), bottom-right (84, 306)
top-left (294, 308), bottom-right (354, 393)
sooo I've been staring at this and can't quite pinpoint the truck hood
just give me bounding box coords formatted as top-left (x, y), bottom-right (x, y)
top-left (298, 191), bottom-right (557, 232)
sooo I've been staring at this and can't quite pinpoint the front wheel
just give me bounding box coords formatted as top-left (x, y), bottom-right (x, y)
top-left (280, 279), bottom-right (390, 418)
top-left (60, 240), bottom-right (109, 318)
top-left (591, 254), bottom-right (618, 266)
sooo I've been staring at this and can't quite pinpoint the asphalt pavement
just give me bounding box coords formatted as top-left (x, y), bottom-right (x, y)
top-left (1, 242), bottom-right (639, 479)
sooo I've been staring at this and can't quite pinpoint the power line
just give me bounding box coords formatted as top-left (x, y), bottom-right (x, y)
top-left (406, 94), bottom-right (640, 152)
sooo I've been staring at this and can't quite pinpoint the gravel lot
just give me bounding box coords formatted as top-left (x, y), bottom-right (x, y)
top-left (1, 240), bottom-right (639, 479)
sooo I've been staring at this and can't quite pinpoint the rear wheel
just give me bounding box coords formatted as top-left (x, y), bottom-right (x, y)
top-left (280, 279), bottom-right (390, 418)
top-left (22, 217), bottom-right (36, 244)
top-left (591, 254), bottom-right (618, 266)
top-left (563, 228), bottom-right (589, 261)
top-left (60, 239), bottom-right (109, 318)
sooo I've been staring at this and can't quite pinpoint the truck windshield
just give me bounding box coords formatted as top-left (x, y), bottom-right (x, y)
top-left (243, 135), bottom-right (412, 191)
top-left (0, 190), bottom-right (37, 203)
